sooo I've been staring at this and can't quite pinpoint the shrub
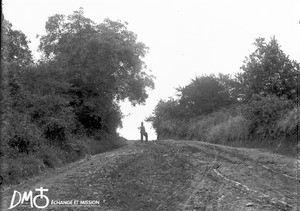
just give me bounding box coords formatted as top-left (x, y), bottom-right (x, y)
top-left (1, 156), bottom-right (45, 184)
top-left (36, 146), bottom-right (63, 168)
top-left (1, 111), bottom-right (43, 157)
top-left (207, 115), bottom-right (250, 143)
top-left (93, 131), bottom-right (126, 152)
top-left (186, 110), bottom-right (231, 140)
top-left (146, 99), bottom-right (187, 139)
top-left (177, 74), bottom-right (238, 116)
top-left (28, 94), bottom-right (76, 143)
top-left (244, 95), bottom-right (293, 136)
top-left (277, 106), bottom-right (299, 137)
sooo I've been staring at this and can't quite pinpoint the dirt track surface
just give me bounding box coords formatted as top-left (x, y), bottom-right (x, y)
top-left (1, 140), bottom-right (299, 210)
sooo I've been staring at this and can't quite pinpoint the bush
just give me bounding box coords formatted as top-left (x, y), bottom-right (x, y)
top-left (177, 75), bottom-right (238, 116)
top-left (146, 99), bottom-right (186, 139)
top-left (1, 111), bottom-right (43, 157)
top-left (186, 110), bottom-right (231, 140)
top-left (1, 12), bottom-right (147, 186)
top-left (1, 156), bottom-right (46, 184)
top-left (244, 95), bottom-right (293, 136)
top-left (277, 106), bottom-right (299, 137)
top-left (36, 146), bottom-right (63, 168)
top-left (93, 131), bottom-right (126, 152)
top-left (28, 94), bottom-right (76, 143)
top-left (207, 115), bottom-right (250, 144)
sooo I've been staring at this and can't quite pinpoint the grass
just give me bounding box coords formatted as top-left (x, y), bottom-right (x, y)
top-left (207, 115), bottom-right (249, 144)
top-left (0, 132), bottom-right (126, 186)
top-left (156, 105), bottom-right (298, 156)
top-left (277, 106), bottom-right (299, 137)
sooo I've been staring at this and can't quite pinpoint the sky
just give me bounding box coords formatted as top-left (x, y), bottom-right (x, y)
top-left (3, 0), bottom-right (300, 140)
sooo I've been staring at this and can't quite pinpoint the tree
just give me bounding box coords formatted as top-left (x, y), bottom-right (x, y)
top-left (38, 8), bottom-right (154, 134)
top-left (39, 8), bottom-right (154, 105)
top-left (146, 99), bottom-right (184, 139)
top-left (177, 75), bottom-right (237, 116)
top-left (1, 16), bottom-right (41, 156)
top-left (218, 73), bottom-right (243, 102)
top-left (1, 18), bottom-right (33, 67)
top-left (240, 37), bottom-right (299, 101)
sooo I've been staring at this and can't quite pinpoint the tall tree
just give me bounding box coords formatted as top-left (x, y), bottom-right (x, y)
top-left (39, 8), bottom-right (154, 105)
top-left (177, 75), bottom-right (236, 116)
top-left (1, 18), bottom-right (32, 67)
top-left (38, 8), bottom-right (154, 133)
top-left (1, 16), bottom-right (42, 156)
top-left (240, 37), bottom-right (299, 101)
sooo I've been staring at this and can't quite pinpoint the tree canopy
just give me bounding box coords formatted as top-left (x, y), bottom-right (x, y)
top-left (39, 8), bottom-right (154, 106)
top-left (1, 19), bottom-right (33, 67)
top-left (149, 37), bottom-right (299, 141)
top-left (1, 9), bottom-right (154, 158)
top-left (177, 74), bottom-right (238, 116)
top-left (240, 37), bottom-right (299, 101)
top-left (37, 8), bottom-right (155, 134)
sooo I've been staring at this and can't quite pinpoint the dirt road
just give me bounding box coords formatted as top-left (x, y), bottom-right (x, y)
top-left (1, 140), bottom-right (299, 210)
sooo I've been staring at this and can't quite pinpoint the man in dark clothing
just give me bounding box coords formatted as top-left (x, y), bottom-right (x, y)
top-left (140, 122), bottom-right (148, 142)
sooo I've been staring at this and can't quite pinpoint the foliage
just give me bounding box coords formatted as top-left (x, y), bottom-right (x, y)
top-left (1, 19), bottom-right (33, 67)
top-left (149, 37), bottom-right (298, 150)
top-left (277, 106), bottom-right (299, 137)
top-left (207, 115), bottom-right (249, 144)
top-left (177, 74), bottom-right (238, 116)
top-left (39, 8), bottom-right (154, 105)
top-left (38, 8), bottom-right (154, 135)
top-left (1, 57), bottom-right (42, 158)
top-left (185, 110), bottom-right (232, 140)
top-left (1, 109), bottom-right (43, 157)
top-left (244, 95), bottom-right (293, 136)
top-left (240, 37), bottom-right (299, 101)
top-left (146, 99), bottom-right (186, 139)
top-left (1, 9), bottom-right (152, 185)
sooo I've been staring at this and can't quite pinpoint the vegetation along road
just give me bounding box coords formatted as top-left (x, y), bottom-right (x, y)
top-left (1, 139), bottom-right (299, 211)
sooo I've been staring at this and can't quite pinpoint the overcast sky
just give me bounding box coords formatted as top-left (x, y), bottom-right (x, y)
top-left (3, 0), bottom-right (300, 140)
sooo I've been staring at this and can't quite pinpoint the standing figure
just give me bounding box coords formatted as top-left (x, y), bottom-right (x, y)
top-left (140, 122), bottom-right (148, 142)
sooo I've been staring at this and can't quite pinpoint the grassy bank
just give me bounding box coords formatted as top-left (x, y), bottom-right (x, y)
top-left (1, 9), bottom-right (153, 187)
top-left (155, 105), bottom-right (299, 157)
top-left (1, 133), bottom-right (126, 186)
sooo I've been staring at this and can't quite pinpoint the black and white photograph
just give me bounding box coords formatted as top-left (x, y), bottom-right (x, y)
top-left (1, 0), bottom-right (299, 210)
